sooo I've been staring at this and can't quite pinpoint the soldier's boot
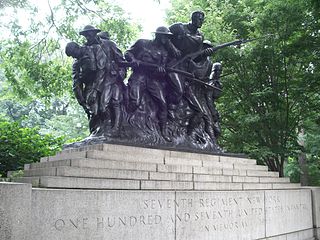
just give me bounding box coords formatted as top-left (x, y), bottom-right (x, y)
top-left (187, 113), bottom-right (201, 136)
top-left (167, 103), bottom-right (178, 120)
top-left (106, 105), bottom-right (121, 138)
top-left (213, 121), bottom-right (221, 139)
top-left (160, 123), bottom-right (172, 142)
top-left (205, 125), bottom-right (217, 143)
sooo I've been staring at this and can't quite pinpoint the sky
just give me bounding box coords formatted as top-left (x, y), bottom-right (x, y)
top-left (114, 0), bottom-right (171, 38)
top-left (0, 0), bottom-right (171, 41)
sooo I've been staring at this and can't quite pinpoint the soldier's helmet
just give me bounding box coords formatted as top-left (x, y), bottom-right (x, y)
top-left (79, 25), bottom-right (101, 36)
top-left (98, 31), bottom-right (110, 40)
top-left (65, 42), bottom-right (81, 57)
top-left (191, 10), bottom-right (205, 20)
top-left (153, 26), bottom-right (173, 36)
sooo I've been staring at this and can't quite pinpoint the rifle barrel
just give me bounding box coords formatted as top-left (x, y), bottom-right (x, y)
top-left (119, 61), bottom-right (222, 91)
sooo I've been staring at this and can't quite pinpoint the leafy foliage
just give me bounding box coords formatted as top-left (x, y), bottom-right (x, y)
top-left (0, 118), bottom-right (64, 177)
top-left (0, 0), bottom-right (138, 178)
top-left (1, 41), bottom-right (72, 102)
top-left (0, 0), bottom-right (29, 8)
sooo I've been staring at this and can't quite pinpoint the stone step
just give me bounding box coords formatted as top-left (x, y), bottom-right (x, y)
top-left (14, 176), bottom-right (301, 190)
top-left (44, 176), bottom-right (140, 189)
top-left (41, 151), bottom-right (87, 162)
top-left (60, 143), bottom-right (220, 162)
top-left (149, 172), bottom-right (193, 181)
top-left (58, 144), bottom-right (104, 154)
top-left (233, 163), bottom-right (268, 171)
top-left (164, 156), bottom-right (203, 166)
top-left (12, 177), bottom-right (40, 187)
top-left (24, 166), bottom-right (282, 183)
top-left (26, 158), bottom-right (271, 180)
top-left (29, 158), bottom-right (158, 172)
top-left (232, 176), bottom-right (290, 183)
top-left (24, 166), bottom-right (150, 180)
top-left (157, 164), bottom-right (193, 173)
top-left (54, 144), bottom-right (169, 162)
top-left (140, 180), bottom-right (193, 190)
top-left (72, 158), bottom-right (158, 171)
top-left (272, 183), bottom-right (302, 189)
top-left (218, 156), bottom-right (257, 165)
top-left (23, 168), bottom-right (57, 177)
top-left (232, 176), bottom-right (260, 183)
top-left (194, 182), bottom-right (243, 190)
top-left (35, 160), bottom-right (265, 174)
top-left (52, 144), bottom-right (257, 165)
top-left (27, 159), bottom-right (71, 169)
top-left (196, 182), bottom-right (301, 191)
top-left (57, 166), bottom-right (149, 180)
top-left (87, 150), bottom-right (165, 164)
top-left (24, 162), bottom-right (281, 182)
top-left (259, 177), bottom-right (290, 183)
top-left (247, 170), bottom-right (279, 177)
top-left (40, 150), bottom-right (263, 171)
top-left (193, 174), bottom-right (232, 182)
top-left (167, 150), bottom-right (219, 161)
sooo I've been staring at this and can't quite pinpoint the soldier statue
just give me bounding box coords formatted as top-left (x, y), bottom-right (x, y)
top-left (124, 26), bottom-right (174, 142)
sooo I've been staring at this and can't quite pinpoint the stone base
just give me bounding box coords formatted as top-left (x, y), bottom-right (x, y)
top-left (2, 144), bottom-right (320, 239)
top-left (1, 184), bottom-right (319, 240)
top-left (0, 182), bottom-right (32, 240)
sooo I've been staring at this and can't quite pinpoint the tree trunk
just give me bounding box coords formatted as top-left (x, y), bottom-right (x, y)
top-left (279, 155), bottom-right (284, 177)
top-left (297, 128), bottom-right (309, 186)
top-left (298, 151), bottom-right (309, 186)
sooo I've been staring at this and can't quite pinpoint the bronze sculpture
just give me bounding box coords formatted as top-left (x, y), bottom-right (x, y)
top-left (64, 13), bottom-right (240, 152)
top-left (125, 26), bottom-right (174, 142)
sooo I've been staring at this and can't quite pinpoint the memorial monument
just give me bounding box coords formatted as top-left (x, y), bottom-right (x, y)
top-left (63, 11), bottom-right (244, 152)
top-left (1, 11), bottom-right (319, 240)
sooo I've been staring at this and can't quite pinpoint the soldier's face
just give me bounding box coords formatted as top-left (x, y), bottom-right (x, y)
top-left (84, 31), bottom-right (96, 43)
top-left (192, 14), bottom-right (204, 28)
top-left (159, 35), bottom-right (169, 45)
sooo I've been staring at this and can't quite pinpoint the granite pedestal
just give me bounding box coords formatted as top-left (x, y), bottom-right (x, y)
top-left (1, 143), bottom-right (319, 240)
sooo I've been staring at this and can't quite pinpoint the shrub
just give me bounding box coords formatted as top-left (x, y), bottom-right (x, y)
top-left (0, 119), bottom-right (64, 177)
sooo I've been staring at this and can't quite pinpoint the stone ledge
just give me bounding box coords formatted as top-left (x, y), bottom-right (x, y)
top-left (219, 155), bottom-right (257, 165)
top-left (247, 170), bottom-right (279, 177)
top-left (165, 156), bottom-right (203, 166)
top-left (13, 177), bottom-right (40, 187)
top-left (39, 176), bottom-right (141, 189)
top-left (149, 172), bottom-right (193, 181)
top-left (87, 150), bottom-right (165, 164)
top-left (158, 164), bottom-right (193, 173)
top-left (57, 166), bottom-right (149, 180)
top-left (193, 174), bottom-right (232, 182)
top-left (272, 183), bottom-right (301, 189)
top-left (72, 158), bottom-right (158, 171)
top-left (194, 182), bottom-right (243, 190)
top-left (141, 180), bottom-right (193, 190)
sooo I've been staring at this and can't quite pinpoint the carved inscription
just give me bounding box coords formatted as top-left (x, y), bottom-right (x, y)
top-left (177, 195), bottom-right (264, 235)
top-left (54, 215), bottom-right (162, 231)
top-left (53, 194), bottom-right (264, 235)
top-left (265, 190), bottom-right (313, 237)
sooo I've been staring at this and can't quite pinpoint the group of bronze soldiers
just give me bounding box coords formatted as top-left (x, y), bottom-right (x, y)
top-left (65, 11), bottom-right (223, 143)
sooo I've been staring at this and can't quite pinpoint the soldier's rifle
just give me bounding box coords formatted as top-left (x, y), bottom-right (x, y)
top-left (169, 35), bottom-right (273, 68)
top-left (119, 61), bottom-right (222, 91)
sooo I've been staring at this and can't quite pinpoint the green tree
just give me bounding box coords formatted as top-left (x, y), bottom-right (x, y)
top-left (0, 118), bottom-right (64, 177)
top-left (0, 0), bottom-right (141, 141)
